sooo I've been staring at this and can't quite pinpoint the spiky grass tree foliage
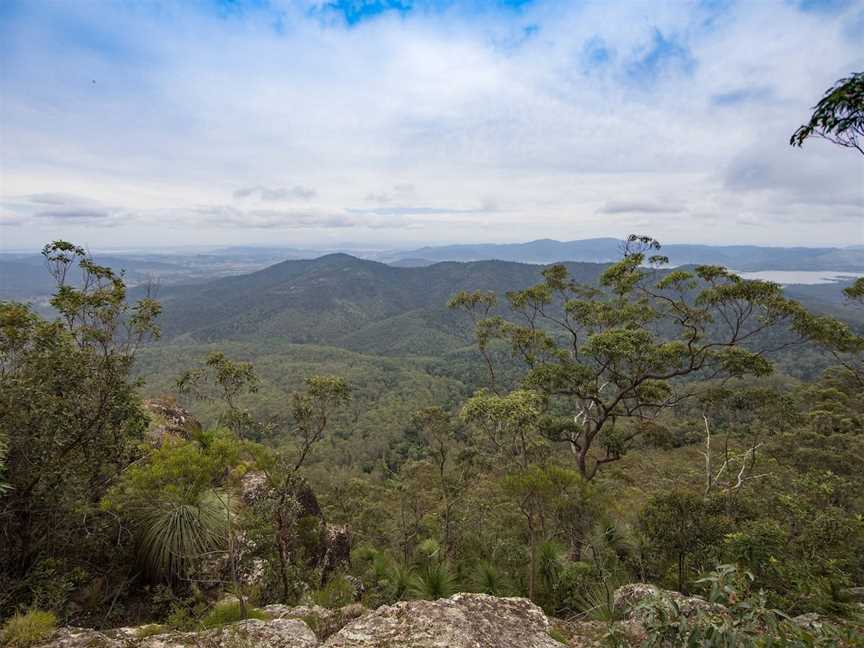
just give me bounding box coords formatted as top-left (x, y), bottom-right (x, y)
top-left (538, 540), bottom-right (565, 596)
top-left (409, 561), bottom-right (458, 600)
top-left (473, 560), bottom-right (509, 596)
top-left (136, 490), bottom-right (229, 582)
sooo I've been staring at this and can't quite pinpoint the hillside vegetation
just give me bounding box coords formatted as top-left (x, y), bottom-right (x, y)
top-left (1, 239), bottom-right (863, 648)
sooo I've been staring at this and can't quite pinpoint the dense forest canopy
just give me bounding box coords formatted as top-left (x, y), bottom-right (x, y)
top-left (2, 228), bottom-right (863, 647)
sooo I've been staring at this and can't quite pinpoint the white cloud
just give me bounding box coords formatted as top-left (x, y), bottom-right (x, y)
top-left (0, 0), bottom-right (862, 249)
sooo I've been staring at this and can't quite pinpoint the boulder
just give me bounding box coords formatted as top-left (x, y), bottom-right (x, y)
top-left (38, 627), bottom-right (125, 648)
top-left (613, 583), bottom-right (729, 622)
top-left (323, 592), bottom-right (565, 648)
top-left (241, 471), bottom-right (351, 581)
top-left (137, 619), bottom-right (318, 648)
top-left (38, 619), bottom-right (319, 648)
top-left (264, 603), bottom-right (367, 639)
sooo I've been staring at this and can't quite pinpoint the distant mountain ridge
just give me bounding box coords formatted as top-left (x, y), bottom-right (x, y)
top-left (147, 254), bottom-right (608, 355)
top-left (390, 238), bottom-right (864, 271)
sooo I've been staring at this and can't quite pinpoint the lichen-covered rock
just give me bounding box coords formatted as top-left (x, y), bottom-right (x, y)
top-left (240, 469), bottom-right (271, 504)
top-left (323, 593), bottom-right (564, 648)
top-left (552, 619), bottom-right (647, 647)
top-left (142, 399), bottom-right (200, 446)
top-left (613, 583), bottom-right (729, 622)
top-left (38, 619), bottom-right (318, 648)
top-left (264, 603), bottom-right (367, 640)
top-left (241, 472), bottom-right (351, 583)
top-left (38, 627), bottom-right (126, 648)
top-left (137, 619), bottom-right (318, 648)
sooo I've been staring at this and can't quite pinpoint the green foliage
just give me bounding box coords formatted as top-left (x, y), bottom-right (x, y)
top-left (844, 277), bottom-right (864, 303)
top-left (791, 71), bottom-right (864, 155)
top-left (0, 241), bottom-right (159, 616)
top-left (639, 492), bottom-right (731, 594)
top-left (0, 610), bottom-right (58, 648)
top-left (451, 234), bottom-right (819, 480)
top-left (103, 433), bottom-right (244, 583)
top-left (3, 239), bottom-right (863, 632)
top-left (135, 492), bottom-right (230, 583)
top-left (177, 352), bottom-right (263, 438)
top-left (409, 561), bottom-right (458, 600)
top-left (310, 575), bottom-right (355, 609)
top-left (473, 561), bottom-right (510, 596)
top-left (635, 565), bottom-right (861, 647)
top-left (199, 601), bottom-right (269, 629)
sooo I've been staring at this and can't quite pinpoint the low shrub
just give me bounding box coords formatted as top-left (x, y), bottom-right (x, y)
top-left (199, 600), bottom-right (269, 629)
top-left (0, 610), bottom-right (58, 648)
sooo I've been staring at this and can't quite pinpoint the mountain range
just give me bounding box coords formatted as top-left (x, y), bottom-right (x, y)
top-left (146, 253), bottom-right (861, 359)
top-left (389, 238), bottom-right (864, 270)
top-left (148, 254), bottom-right (609, 356)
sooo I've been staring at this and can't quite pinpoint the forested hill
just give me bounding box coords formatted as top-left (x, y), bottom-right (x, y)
top-left (146, 253), bottom-right (861, 357)
top-left (146, 254), bottom-right (608, 355)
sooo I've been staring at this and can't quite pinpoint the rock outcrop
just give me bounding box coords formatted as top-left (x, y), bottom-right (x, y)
top-left (241, 471), bottom-right (352, 585)
top-left (136, 619), bottom-right (318, 648)
top-left (37, 585), bottom-right (854, 648)
top-left (322, 593), bottom-right (563, 648)
top-left (142, 399), bottom-right (200, 446)
top-left (264, 603), bottom-right (367, 640)
top-left (38, 618), bottom-right (319, 648)
top-left (613, 582), bottom-right (729, 621)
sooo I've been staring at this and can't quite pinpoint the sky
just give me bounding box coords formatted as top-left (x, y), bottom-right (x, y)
top-left (1, 0), bottom-right (863, 251)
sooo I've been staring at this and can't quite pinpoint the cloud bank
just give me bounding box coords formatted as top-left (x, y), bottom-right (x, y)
top-left (0, 0), bottom-right (862, 249)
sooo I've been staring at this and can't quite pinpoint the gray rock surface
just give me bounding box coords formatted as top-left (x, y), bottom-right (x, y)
top-left (323, 592), bottom-right (564, 648)
top-left (38, 619), bottom-right (318, 648)
top-left (264, 603), bottom-right (366, 639)
top-left (138, 619), bottom-right (318, 648)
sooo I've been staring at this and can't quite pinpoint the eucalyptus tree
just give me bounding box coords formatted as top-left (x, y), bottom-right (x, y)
top-left (791, 71), bottom-right (864, 156)
top-left (0, 241), bottom-right (160, 612)
top-left (409, 406), bottom-right (470, 556)
top-left (459, 389), bottom-right (548, 599)
top-left (451, 235), bottom-right (820, 481)
top-left (177, 354), bottom-right (349, 599)
top-left (790, 71), bottom-right (864, 385)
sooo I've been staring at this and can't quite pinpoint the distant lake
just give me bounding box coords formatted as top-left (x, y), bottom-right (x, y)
top-left (736, 270), bottom-right (860, 285)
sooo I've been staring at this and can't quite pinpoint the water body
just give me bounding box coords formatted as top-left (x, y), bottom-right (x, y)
top-left (736, 271), bottom-right (860, 285)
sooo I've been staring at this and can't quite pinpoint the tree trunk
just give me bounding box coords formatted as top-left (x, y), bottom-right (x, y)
top-left (527, 519), bottom-right (536, 600)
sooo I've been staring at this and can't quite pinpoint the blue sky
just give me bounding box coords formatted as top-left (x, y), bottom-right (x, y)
top-left (1, 0), bottom-right (862, 249)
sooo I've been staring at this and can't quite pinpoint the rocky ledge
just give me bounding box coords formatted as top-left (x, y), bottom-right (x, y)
top-left (33, 586), bottom-right (858, 648)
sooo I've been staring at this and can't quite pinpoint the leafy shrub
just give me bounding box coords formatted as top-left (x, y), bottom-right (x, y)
top-left (199, 600), bottom-right (269, 629)
top-left (311, 575), bottom-right (355, 609)
top-left (634, 565), bottom-right (862, 647)
top-left (0, 610), bottom-right (58, 648)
